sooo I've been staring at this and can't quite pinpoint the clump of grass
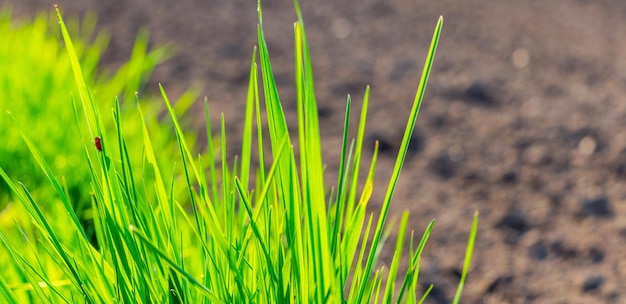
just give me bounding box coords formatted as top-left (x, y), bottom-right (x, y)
top-left (0, 5), bottom-right (198, 211)
top-left (0, 1), bottom-right (478, 303)
top-left (0, 4), bottom-right (198, 300)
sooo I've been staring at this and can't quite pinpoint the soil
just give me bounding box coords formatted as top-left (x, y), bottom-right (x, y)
top-left (7, 0), bottom-right (626, 303)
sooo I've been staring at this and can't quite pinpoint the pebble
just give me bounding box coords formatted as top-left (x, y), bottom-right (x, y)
top-left (588, 247), bottom-right (604, 263)
top-left (496, 209), bottom-right (528, 234)
top-left (463, 82), bottom-right (495, 107)
top-left (496, 209), bottom-right (529, 244)
top-left (581, 275), bottom-right (604, 293)
top-left (579, 197), bottom-right (613, 218)
top-left (428, 152), bottom-right (457, 179)
top-left (528, 241), bottom-right (548, 261)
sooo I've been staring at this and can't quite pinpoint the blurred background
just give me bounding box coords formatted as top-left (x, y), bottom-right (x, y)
top-left (5, 0), bottom-right (626, 302)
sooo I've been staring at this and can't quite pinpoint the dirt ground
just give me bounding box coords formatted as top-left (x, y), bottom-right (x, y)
top-left (7, 0), bottom-right (626, 302)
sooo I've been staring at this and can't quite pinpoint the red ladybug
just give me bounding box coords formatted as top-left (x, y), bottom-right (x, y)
top-left (95, 136), bottom-right (102, 152)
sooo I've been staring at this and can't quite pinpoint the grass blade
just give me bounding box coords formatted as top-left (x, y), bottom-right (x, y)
top-left (355, 17), bottom-right (443, 303)
top-left (452, 211), bottom-right (479, 304)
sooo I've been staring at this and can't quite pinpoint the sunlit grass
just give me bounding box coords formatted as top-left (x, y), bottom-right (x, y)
top-left (0, 1), bottom-right (478, 303)
top-left (0, 4), bottom-right (199, 226)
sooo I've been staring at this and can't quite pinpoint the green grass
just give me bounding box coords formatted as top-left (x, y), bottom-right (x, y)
top-left (0, 5), bottom-right (199, 212)
top-left (0, 1), bottom-right (478, 303)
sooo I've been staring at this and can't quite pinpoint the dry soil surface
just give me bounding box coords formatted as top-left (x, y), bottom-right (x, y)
top-left (7, 0), bottom-right (626, 303)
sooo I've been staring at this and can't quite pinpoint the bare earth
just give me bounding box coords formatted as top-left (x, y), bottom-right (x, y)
top-left (8, 0), bottom-right (626, 302)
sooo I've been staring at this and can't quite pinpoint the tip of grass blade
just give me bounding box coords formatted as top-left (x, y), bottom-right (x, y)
top-left (257, 0), bottom-right (263, 25)
top-left (452, 211), bottom-right (479, 304)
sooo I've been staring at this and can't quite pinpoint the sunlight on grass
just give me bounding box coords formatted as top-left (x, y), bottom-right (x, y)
top-left (0, 1), bottom-right (478, 303)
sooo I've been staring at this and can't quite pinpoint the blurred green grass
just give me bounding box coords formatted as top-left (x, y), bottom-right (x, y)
top-left (0, 6), bottom-right (202, 283)
top-left (0, 7), bottom-right (199, 213)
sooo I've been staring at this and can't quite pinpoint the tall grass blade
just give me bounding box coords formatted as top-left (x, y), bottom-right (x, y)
top-left (355, 16), bottom-right (443, 303)
top-left (452, 211), bottom-right (479, 304)
top-left (240, 46), bottom-right (258, 189)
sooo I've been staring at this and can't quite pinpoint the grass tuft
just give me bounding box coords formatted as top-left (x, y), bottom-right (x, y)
top-left (0, 1), bottom-right (478, 303)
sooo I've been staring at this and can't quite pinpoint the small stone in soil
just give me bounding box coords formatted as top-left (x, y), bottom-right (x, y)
top-left (496, 209), bottom-right (529, 244)
top-left (550, 240), bottom-right (578, 260)
top-left (528, 241), bottom-right (548, 261)
top-left (496, 210), bottom-right (528, 234)
top-left (500, 171), bottom-right (517, 184)
top-left (581, 275), bottom-right (604, 293)
top-left (463, 82), bottom-right (495, 107)
top-left (486, 275), bottom-right (513, 294)
top-left (317, 106), bottom-right (332, 119)
top-left (428, 152), bottom-right (457, 179)
top-left (588, 247), bottom-right (604, 263)
top-left (579, 197), bottom-right (614, 218)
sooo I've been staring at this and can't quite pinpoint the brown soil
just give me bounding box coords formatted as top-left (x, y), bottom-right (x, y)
top-left (7, 0), bottom-right (626, 302)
